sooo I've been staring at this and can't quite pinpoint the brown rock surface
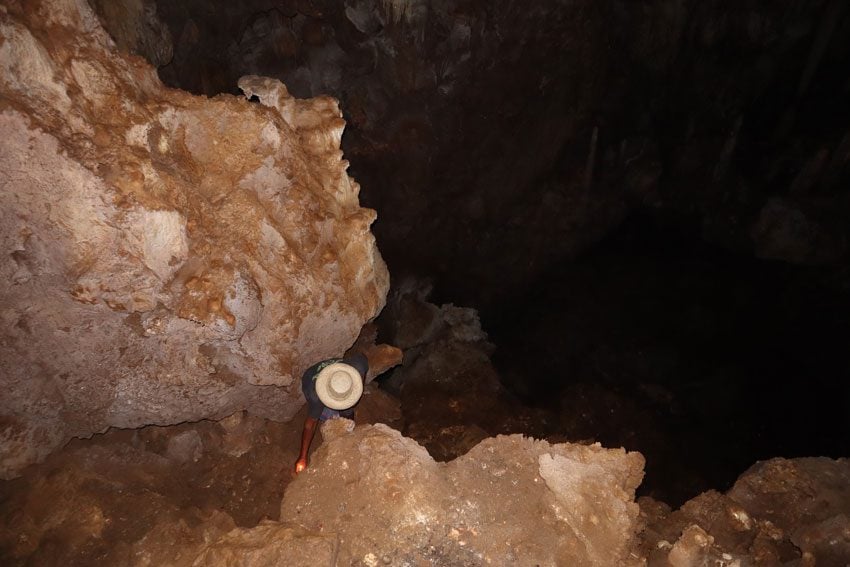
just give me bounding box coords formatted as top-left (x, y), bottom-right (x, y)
top-left (0, 415), bottom-right (295, 566)
top-left (189, 521), bottom-right (339, 567)
top-left (89, 0), bottom-right (173, 67)
top-left (282, 420), bottom-right (646, 566)
top-left (379, 283), bottom-right (557, 461)
top-left (352, 383), bottom-right (403, 431)
top-left (3, 416), bottom-right (848, 566)
top-left (0, 397), bottom-right (410, 567)
top-left (0, 0), bottom-right (388, 478)
top-left (640, 457), bottom-right (850, 566)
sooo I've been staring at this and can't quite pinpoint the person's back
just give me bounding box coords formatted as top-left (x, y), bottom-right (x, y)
top-left (294, 352), bottom-right (368, 473)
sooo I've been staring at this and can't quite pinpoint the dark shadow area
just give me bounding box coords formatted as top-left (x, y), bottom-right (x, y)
top-left (128, 0), bottom-right (850, 505)
top-left (487, 212), bottom-right (850, 506)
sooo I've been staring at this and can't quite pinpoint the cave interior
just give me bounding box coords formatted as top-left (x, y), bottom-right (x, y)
top-left (2, 0), bottom-right (850, 563)
top-left (143, 0), bottom-right (850, 500)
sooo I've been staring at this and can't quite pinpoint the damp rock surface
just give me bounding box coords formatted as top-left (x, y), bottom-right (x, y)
top-left (0, 0), bottom-right (388, 477)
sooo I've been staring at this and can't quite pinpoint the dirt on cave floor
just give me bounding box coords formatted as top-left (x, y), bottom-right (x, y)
top-left (0, 416), bottom-right (293, 565)
top-left (2, 371), bottom-right (850, 566)
top-left (0, 383), bottom-right (404, 566)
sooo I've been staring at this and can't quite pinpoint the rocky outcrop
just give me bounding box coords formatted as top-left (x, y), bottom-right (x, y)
top-left (3, 415), bottom-right (849, 566)
top-left (0, 417), bottom-right (645, 566)
top-left (0, 0), bottom-right (388, 478)
top-left (0, 414), bottom-right (291, 565)
top-left (280, 420), bottom-right (645, 566)
top-left (640, 457), bottom-right (850, 566)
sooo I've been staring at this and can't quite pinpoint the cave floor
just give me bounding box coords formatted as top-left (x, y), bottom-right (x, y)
top-left (0, 410), bottom-right (305, 565)
top-left (2, 378), bottom-right (848, 565)
top-left (0, 383), bottom-right (408, 566)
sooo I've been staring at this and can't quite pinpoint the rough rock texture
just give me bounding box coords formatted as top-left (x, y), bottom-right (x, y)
top-left (0, 417), bottom-right (644, 566)
top-left (352, 383), bottom-right (403, 432)
top-left (345, 321), bottom-right (404, 384)
top-left (0, 416), bottom-right (308, 566)
top-left (188, 521), bottom-right (339, 567)
top-left (3, 416), bottom-right (850, 566)
top-left (377, 279), bottom-right (556, 461)
top-left (153, 0), bottom-right (850, 310)
top-left (142, 1), bottom-right (850, 500)
top-left (640, 457), bottom-right (850, 566)
top-left (0, 421), bottom-right (252, 566)
top-left (89, 0), bottom-right (173, 67)
top-left (282, 420), bottom-right (646, 566)
top-left (0, 0), bottom-right (388, 478)
top-left (0, 393), bottom-right (410, 567)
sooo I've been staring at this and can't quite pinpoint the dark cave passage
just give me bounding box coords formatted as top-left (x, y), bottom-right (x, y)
top-left (5, 1), bottom-right (850, 564)
top-left (6, 1), bottom-right (850, 564)
top-left (8, 0), bottom-right (850, 510)
top-left (133, 0), bottom-right (850, 506)
top-left (486, 212), bottom-right (850, 504)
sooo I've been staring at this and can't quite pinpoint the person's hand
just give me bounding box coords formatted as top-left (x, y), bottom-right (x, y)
top-left (294, 458), bottom-right (307, 475)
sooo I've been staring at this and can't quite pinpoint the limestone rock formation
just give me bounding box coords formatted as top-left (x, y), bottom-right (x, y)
top-left (640, 457), bottom-right (850, 566)
top-left (189, 521), bottom-right (339, 567)
top-left (0, 418), bottom-right (644, 566)
top-left (281, 420), bottom-right (646, 566)
top-left (0, 415), bottom-right (296, 565)
top-left (3, 415), bottom-right (850, 566)
top-left (0, 0), bottom-right (388, 478)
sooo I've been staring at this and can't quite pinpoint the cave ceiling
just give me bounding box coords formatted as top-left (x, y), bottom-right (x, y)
top-left (110, 0), bottom-right (850, 309)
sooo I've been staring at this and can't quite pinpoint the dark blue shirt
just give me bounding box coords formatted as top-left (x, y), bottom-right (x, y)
top-left (301, 352), bottom-right (368, 421)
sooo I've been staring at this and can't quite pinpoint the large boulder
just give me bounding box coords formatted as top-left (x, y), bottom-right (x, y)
top-left (3, 415), bottom-right (850, 566)
top-left (281, 419), bottom-right (645, 566)
top-left (640, 457), bottom-right (850, 566)
top-left (0, 0), bottom-right (388, 478)
top-left (0, 418), bottom-right (644, 566)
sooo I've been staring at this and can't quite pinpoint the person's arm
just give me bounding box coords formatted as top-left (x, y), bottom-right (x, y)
top-left (294, 416), bottom-right (319, 474)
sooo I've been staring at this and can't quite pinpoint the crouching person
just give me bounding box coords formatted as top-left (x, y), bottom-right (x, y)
top-left (293, 351), bottom-right (367, 474)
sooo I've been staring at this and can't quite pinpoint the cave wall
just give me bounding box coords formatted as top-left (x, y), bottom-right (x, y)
top-left (0, 0), bottom-right (388, 478)
top-left (143, 0), bottom-right (850, 309)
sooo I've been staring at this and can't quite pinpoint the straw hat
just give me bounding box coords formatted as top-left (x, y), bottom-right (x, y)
top-left (315, 362), bottom-right (364, 410)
